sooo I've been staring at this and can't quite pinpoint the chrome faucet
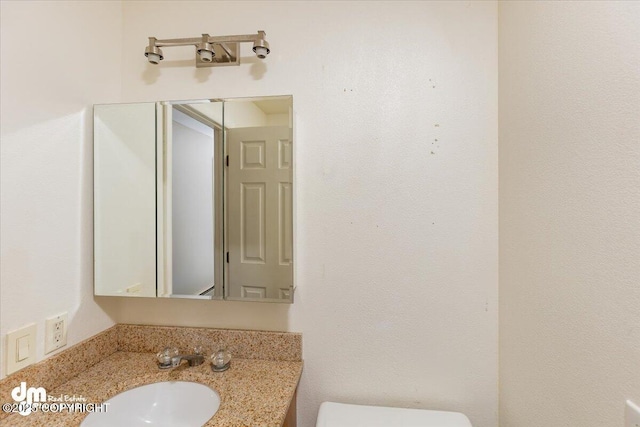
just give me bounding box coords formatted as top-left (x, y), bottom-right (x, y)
top-left (176, 353), bottom-right (205, 367)
top-left (156, 346), bottom-right (205, 369)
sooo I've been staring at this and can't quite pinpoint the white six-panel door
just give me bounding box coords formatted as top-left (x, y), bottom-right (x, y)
top-left (226, 126), bottom-right (292, 299)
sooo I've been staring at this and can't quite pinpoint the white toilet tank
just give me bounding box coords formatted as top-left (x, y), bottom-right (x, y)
top-left (316, 402), bottom-right (473, 427)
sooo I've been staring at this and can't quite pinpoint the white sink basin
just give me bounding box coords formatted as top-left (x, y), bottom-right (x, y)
top-left (81, 381), bottom-right (220, 427)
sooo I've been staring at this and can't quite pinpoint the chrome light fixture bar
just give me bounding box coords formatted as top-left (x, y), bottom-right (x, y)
top-left (144, 31), bottom-right (270, 67)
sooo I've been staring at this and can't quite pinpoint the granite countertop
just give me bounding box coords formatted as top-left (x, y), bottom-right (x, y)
top-left (4, 351), bottom-right (302, 427)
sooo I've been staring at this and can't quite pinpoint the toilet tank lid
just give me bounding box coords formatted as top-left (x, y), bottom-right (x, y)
top-left (316, 402), bottom-right (472, 427)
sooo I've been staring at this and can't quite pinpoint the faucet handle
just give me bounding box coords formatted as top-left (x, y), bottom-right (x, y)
top-left (211, 348), bottom-right (232, 372)
top-left (156, 346), bottom-right (179, 369)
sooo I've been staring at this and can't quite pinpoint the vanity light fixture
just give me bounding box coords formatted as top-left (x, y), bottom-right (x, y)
top-left (144, 31), bottom-right (270, 67)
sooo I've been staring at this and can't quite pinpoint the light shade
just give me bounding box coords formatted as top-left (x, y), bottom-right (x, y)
top-left (254, 46), bottom-right (268, 59)
top-left (197, 42), bottom-right (215, 62)
top-left (146, 53), bottom-right (161, 64)
top-left (252, 38), bottom-right (270, 59)
top-left (144, 44), bottom-right (164, 64)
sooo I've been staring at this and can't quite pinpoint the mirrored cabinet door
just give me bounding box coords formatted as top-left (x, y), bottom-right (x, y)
top-left (94, 103), bottom-right (158, 297)
top-left (93, 96), bottom-right (294, 303)
top-left (223, 97), bottom-right (294, 301)
top-left (159, 101), bottom-right (224, 299)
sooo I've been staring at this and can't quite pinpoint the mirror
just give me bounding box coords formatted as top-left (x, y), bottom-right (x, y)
top-left (161, 101), bottom-right (224, 299)
top-left (93, 96), bottom-right (294, 302)
top-left (223, 98), bottom-right (293, 301)
top-left (94, 102), bottom-right (157, 298)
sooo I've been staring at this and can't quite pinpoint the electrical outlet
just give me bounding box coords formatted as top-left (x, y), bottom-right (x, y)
top-left (44, 313), bottom-right (68, 354)
top-left (626, 400), bottom-right (640, 427)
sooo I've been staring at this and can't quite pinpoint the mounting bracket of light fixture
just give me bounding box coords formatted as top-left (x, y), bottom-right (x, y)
top-left (144, 31), bottom-right (270, 67)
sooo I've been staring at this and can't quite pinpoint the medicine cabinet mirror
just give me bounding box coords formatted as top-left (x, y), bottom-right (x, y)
top-left (94, 96), bottom-right (294, 303)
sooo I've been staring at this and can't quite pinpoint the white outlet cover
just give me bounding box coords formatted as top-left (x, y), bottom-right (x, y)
top-left (626, 400), bottom-right (640, 427)
top-left (45, 312), bottom-right (68, 354)
top-left (6, 323), bottom-right (37, 375)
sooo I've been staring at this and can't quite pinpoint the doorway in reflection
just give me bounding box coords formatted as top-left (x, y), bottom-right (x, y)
top-left (169, 106), bottom-right (222, 298)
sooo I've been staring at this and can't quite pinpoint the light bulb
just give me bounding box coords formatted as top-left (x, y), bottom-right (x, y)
top-left (254, 46), bottom-right (268, 59)
top-left (199, 49), bottom-right (214, 62)
top-left (147, 53), bottom-right (161, 64)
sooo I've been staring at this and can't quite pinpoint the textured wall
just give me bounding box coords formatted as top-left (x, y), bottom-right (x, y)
top-left (0, 1), bottom-right (122, 378)
top-left (113, 2), bottom-right (499, 426)
top-left (499, 2), bottom-right (640, 426)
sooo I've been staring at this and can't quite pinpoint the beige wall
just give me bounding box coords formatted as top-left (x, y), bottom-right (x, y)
top-left (499, 2), bottom-right (640, 426)
top-left (0, 1), bottom-right (121, 379)
top-left (111, 2), bottom-right (499, 426)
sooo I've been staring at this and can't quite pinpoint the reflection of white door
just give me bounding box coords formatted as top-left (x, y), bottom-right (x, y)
top-left (227, 126), bottom-right (292, 299)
